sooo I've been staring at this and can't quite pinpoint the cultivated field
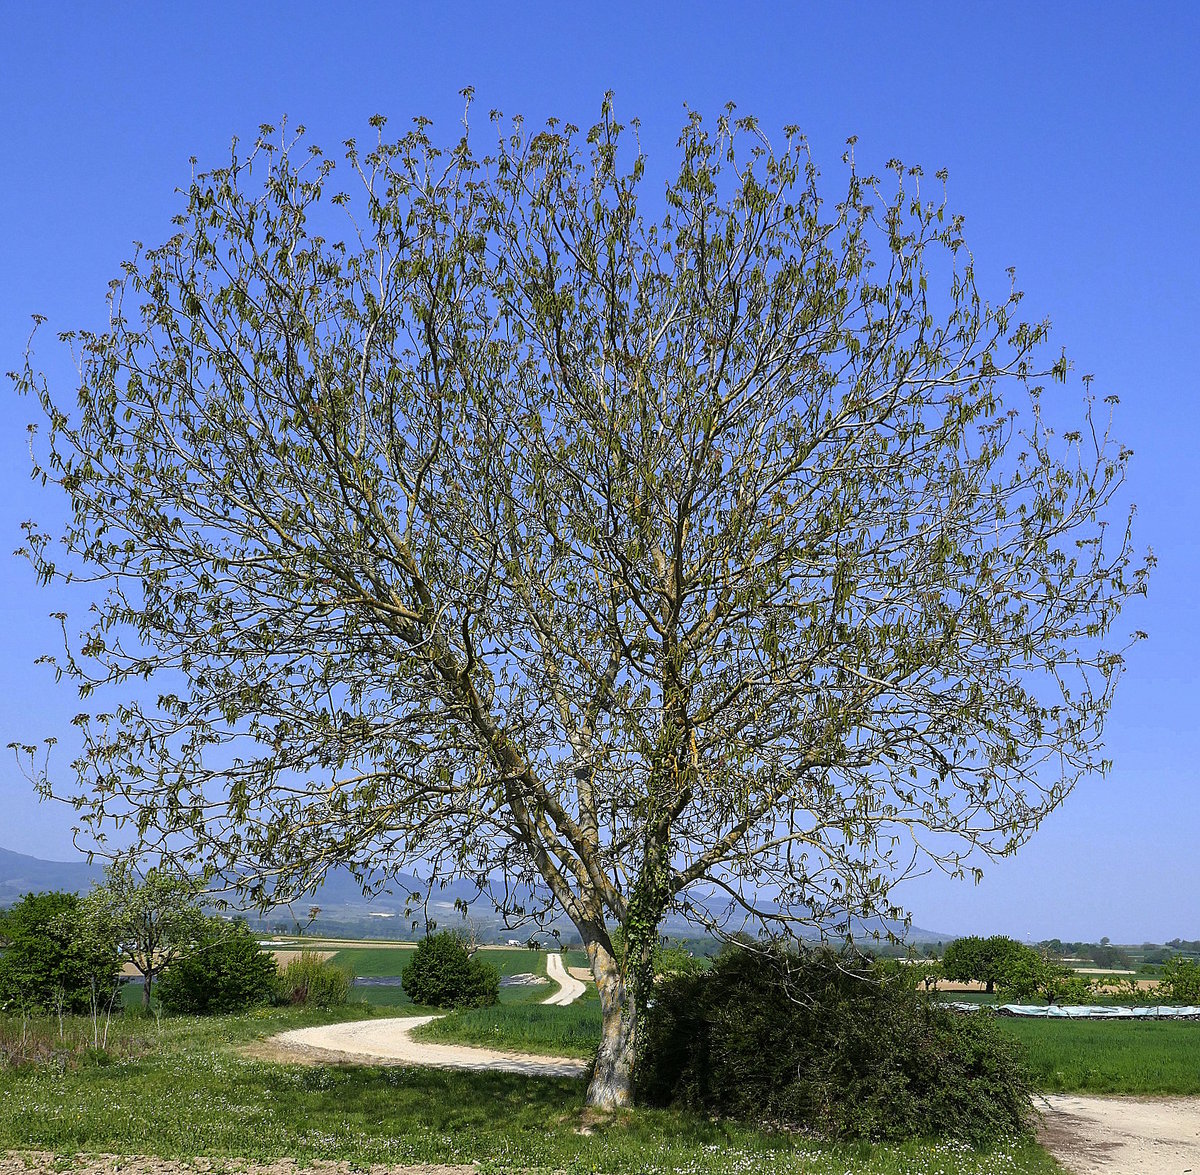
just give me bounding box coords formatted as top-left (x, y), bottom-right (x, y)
top-left (1004, 1017), bottom-right (1200, 1094)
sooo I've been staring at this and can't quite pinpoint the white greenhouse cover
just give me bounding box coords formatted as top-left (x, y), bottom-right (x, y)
top-left (946, 1002), bottom-right (1200, 1019)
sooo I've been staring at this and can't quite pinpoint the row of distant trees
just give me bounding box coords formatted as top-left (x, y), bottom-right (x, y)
top-left (929, 934), bottom-right (1200, 1005)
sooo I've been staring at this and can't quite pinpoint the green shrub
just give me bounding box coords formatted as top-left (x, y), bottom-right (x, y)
top-left (637, 944), bottom-right (1032, 1144)
top-left (276, 950), bottom-right (352, 1007)
top-left (401, 932), bottom-right (499, 1009)
top-left (1159, 956), bottom-right (1200, 1004)
top-left (156, 918), bottom-right (276, 1014)
top-left (0, 891), bottom-right (118, 1014)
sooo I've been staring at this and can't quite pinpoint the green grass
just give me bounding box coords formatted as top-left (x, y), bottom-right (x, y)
top-left (327, 944), bottom-right (416, 977)
top-left (419, 991), bottom-right (1200, 1100)
top-left (332, 945), bottom-right (554, 1008)
top-left (414, 1000), bottom-right (602, 1058)
top-left (999, 1017), bottom-right (1200, 1094)
top-left (330, 944), bottom-right (546, 979)
top-left (0, 1005), bottom-right (1057, 1175)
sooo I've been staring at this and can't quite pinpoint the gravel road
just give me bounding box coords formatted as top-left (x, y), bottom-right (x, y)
top-left (1038, 1094), bottom-right (1200, 1173)
top-left (262, 1014), bottom-right (587, 1077)
top-left (542, 951), bottom-right (587, 1005)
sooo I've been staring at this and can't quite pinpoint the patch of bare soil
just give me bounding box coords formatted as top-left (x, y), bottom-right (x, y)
top-left (0, 1153), bottom-right (472, 1175)
top-left (268, 950), bottom-right (335, 967)
top-left (1037, 1094), bottom-right (1200, 1174)
top-left (1089, 978), bottom-right (1160, 993)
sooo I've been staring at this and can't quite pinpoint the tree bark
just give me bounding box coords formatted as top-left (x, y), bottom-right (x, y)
top-left (142, 971), bottom-right (153, 1011)
top-left (583, 934), bottom-right (637, 1109)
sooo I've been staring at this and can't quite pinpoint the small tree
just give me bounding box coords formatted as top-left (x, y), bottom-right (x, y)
top-left (942, 936), bottom-right (1027, 995)
top-left (995, 950), bottom-right (1091, 1005)
top-left (0, 891), bottom-right (118, 1014)
top-left (156, 917), bottom-right (276, 1014)
top-left (78, 862), bottom-right (207, 1011)
top-left (1158, 956), bottom-right (1200, 1005)
top-left (910, 959), bottom-right (942, 993)
top-left (401, 931), bottom-right (499, 1008)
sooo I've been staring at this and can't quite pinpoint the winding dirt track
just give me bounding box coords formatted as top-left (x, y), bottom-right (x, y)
top-left (1038, 1094), bottom-right (1200, 1173)
top-left (255, 951), bottom-right (589, 1077)
top-left (541, 951), bottom-right (587, 1005)
top-left (262, 1014), bottom-right (587, 1077)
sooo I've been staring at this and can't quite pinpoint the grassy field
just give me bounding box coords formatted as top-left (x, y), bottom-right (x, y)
top-left (0, 1005), bottom-right (1059, 1175)
top-left (1002, 1017), bottom-right (1200, 1094)
top-left (326, 944), bottom-right (416, 977)
top-left (328, 944), bottom-right (548, 978)
top-left (328, 944), bottom-right (553, 1008)
top-left (416, 989), bottom-right (1200, 1101)
top-left (414, 999), bottom-right (603, 1058)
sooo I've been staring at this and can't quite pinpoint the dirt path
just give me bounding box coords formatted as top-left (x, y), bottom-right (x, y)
top-left (1038, 1094), bottom-right (1200, 1173)
top-left (254, 948), bottom-right (588, 1077)
top-left (542, 951), bottom-right (587, 1005)
top-left (257, 1015), bottom-right (587, 1078)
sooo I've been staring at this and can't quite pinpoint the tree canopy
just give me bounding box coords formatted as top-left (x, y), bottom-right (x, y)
top-left (13, 99), bottom-right (1149, 1105)
top-left (0, 891), bottom-right (118, 1015)
top-left (78, 861), bottom-right (206, 1010)
top-left (942, 935), bottom-right (1029, 994)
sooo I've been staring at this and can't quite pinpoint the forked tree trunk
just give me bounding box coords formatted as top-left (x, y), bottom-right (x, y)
top-left (584, 934), bottom-right (637, 1109)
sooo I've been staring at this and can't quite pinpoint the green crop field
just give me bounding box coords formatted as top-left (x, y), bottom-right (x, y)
top-left (328, 944), bottom-right (547, 979)
top-left (325, 944), bottom-right (555, 1008)
top-left (999, 1016), bottom-right (1200, 1094)
top-left (0, 1005), bottom-right (1058, 1175)
top-left (414, 999), bottom-right (603, 1058)
top-left (326, 944), bottom-right (416, 977)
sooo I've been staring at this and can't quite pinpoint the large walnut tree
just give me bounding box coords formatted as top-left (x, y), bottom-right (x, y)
top-left (14, 100), bottom-right (1149, 1106)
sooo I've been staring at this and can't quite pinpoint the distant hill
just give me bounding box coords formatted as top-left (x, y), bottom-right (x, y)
top-left (0, 845), bottom-right (956, 944)
top-left (0, 845), bottom-right (104, 904)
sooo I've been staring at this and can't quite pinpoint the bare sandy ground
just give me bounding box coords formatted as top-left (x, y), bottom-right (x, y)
top-left (268, 949), bottom-right (336, 966)
top-left (0, 1155), bottom-right (472, 1174)
top-left (1038, 1094), bottom-right (1200, 1173)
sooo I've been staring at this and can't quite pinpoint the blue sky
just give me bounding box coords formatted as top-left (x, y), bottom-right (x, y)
top-left (1, 3), bottom-right (1196, 943)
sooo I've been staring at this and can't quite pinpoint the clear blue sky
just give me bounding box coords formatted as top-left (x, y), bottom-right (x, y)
top-left (1, 3), bottom-right (1195, 943)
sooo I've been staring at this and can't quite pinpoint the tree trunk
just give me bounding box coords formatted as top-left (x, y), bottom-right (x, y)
top-left (584, 934), bottom-right (637, 1109)
top-left (142, 970), bottom-right (153, 1011)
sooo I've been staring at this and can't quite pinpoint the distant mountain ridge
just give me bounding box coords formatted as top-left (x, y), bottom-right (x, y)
top-left (0, 845), bottom-right (955, 943)
top-left (0, 845), bottom-right (104, 904)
